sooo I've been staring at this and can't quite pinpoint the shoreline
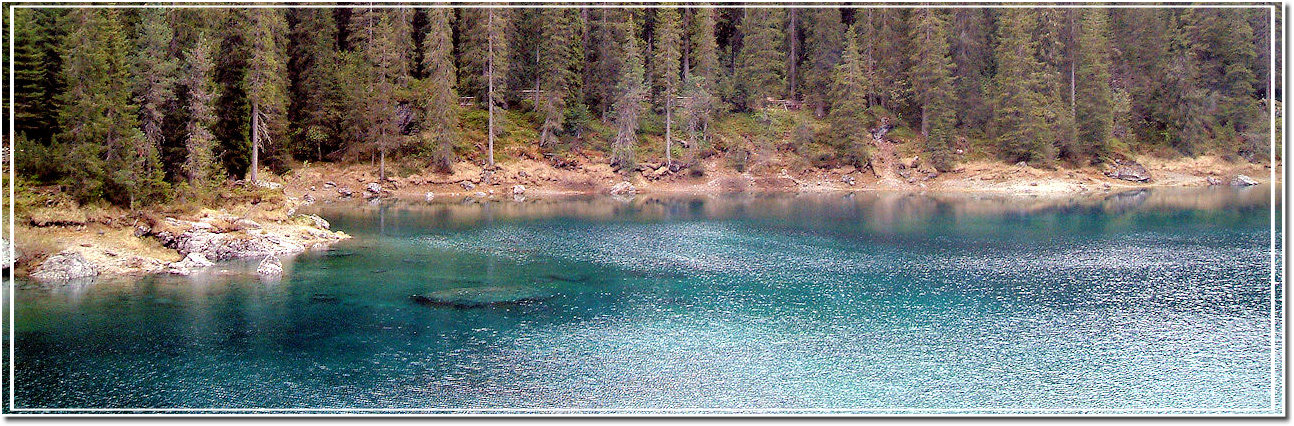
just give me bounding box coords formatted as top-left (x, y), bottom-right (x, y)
top-left (12, 154), bottom-right (1277, 282)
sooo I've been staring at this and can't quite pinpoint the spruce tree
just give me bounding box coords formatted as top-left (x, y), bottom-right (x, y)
top-left (908, 7), bottom-right (957, 172)
top-left (652, 8), bottom-right (682, 165)
top-left (991, 9), bottom-right (1054, 163)
top-left (735, 8), bottom-right (786, 110)
top-left (287, 8), bottom-right (343, 161)
top-left (612, 17), bottom-right (646, 171)
top-left (951, 8), bottom-right (992, 131)
top-left (537, 8), bottom-right (583, 148)
top-left (132, 9), bottom-right (178, 168)
top-left (827, 24), bottom-right (872, 167)
top-left (1074, 9), bottom-right (1113, 162)
top-left (801, 8), bottom-right (844, 117)
top-left (485, 8), bottom-right (510, 167)
top-left (13, 9), bottom-right (50, 141)
top-left (182, 34), bottom-right (221, 188)
top-left (421, 8), bottom-right (458, 171)
top-left (244, 8), bottom-right (288, 183)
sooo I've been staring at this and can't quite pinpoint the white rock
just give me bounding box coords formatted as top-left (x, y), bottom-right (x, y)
top-left (425, 192), bottom-right (436, 202)
top-left (298, 214), bottom-right (330, 230)
top-left (512, 185), bottom-right (526, 195)
top-left (365, 182), bottom-right (383, 194)
top-left (256, 256), bottom-right (283, 278)
top-left (168, 253), bottom-right (214, 276)
top-left (255, 180), bottom-right (283, 190)
top-left (31, 251), bottom-right (98, 282)
top-left (1230, 174), bottom-right (1259, 186)
top-left (609, 181), bottom-right (637, 196)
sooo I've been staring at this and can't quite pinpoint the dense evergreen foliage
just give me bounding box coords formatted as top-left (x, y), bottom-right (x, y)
top-left (8, 6), bottom-right (1277, 207)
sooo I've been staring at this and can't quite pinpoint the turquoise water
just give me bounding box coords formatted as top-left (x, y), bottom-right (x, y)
top-left (8, 188), bottom-right (1283, 414)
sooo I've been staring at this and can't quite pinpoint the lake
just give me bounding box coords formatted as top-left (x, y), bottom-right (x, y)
top-left (8, 187), bottom-right (1282, 414)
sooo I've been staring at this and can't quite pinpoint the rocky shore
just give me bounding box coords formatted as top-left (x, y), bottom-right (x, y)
top-left (19, 208), bottom-right (349, 284)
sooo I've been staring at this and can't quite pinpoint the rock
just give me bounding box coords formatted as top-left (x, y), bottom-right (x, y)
top-left (160, 226), bottom-right (315, 262)
top-left (365, 182), bottom-right (383, 194)
top-left (609, 181), bottom-right (637, 196)
top-left (309, 186), bottom-right (316, 192)
top-left (424, 192), bottom-right (436, 202)
top-left (518, 170), bottom-right (530, 179)
top-left (409, 285), bottom-right (557, 309)
top-left (255, 180), bottom-right (283, 190)
top-left (841, 175), bottom-right (857, 186)
top-left (302, 194), bottom-right (316, 205)
top-left (233, 218), bottom-right (262, 230)
top-left (1015, 161), bottom-right (1028, 168)
top-left (1106, 160), bottom-right (1151, 182)
top-left (338, 187), bottom-right (354, 198)
top-left (1206, 176), bottom-right (1224, 186)
top-left (0, 239), bottom-right (14, 270)
top-left (323, 181), bottom-right (337, 189)
top-left (298, 214), bottom-right (330, 230)
top-left (167, 253), bottom-right (214, 276)
top-left (473, 191), bottom-right (488, 198)
top-left (30, 251), bottom-right (98, 282)
top-left (256, 256), bottom-right (283, 278)
top-left (1230, 174), bottom-right (1259, 186)
top-left (461, 182), bottom-right (476, 190)
top-left (512, 185), bottom-right (526, 195)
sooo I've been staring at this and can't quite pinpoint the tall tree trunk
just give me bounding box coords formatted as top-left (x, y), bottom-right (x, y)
top-left (665, 97), bottom-right (672, 165)
top-left (487, 11), bottom-right (496, 168)
top-left (251, 102), bottom-right (260, 183)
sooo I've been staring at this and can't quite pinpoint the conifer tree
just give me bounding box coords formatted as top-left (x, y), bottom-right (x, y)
top-left (991, 9), bottom-right (1054, 163)
top-left (908, 7), bottom-right (957, 171)
top-left (132, 9), bottom-right (178, 166)
top-left (951, 8), bottom-right (992, 131)
top-left (1074, 9), bottom-right (1114, 162)
top-left (244, 8), bottom-right (288, 183)
top-left (735, 8), bottom-right (786, 110)
top-left (827, 24), bottom-right (872, 167)
top-left (652, 8), bottom-right (682, 165)
top-left (13, 9), bottom-right (51, 141)
top-left (421, 8), bottom-right (457, 171)
top-left (537, 8), bottom-right (583, 148)
top-left (287, 8), bottom-right (343, 161)
top-left (182, 34), bottom-right (221, 188)
top-left (485, 8), bottom-right (510, 167)
top-left (801, 8), bottom-right (844, 117)
top-left (612, 17), bottom-right (646, 171)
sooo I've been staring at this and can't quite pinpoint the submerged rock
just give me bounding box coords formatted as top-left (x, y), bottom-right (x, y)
top-left (410, 286), bottom-right (557, 309)
top-left (257, 256), bottom-right (283, 278)
top-left (31, 251), bottom-right (98, 282)
top-left (1230, 174), bottom-right (1258, 186)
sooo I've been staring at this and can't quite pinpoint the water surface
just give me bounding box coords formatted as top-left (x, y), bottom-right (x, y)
top-left (9, 187), bottom-right (1283, 414)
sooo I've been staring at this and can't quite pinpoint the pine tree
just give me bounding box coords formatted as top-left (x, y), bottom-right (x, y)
top-left (801, 8), bottom-right (844, 117)
top-left (652, 8), bottom-right (682, 165)
top-left (689, 8), bottom-right (719, 87)
top-left (13, 9), bottom-right (50, 141)
top-left (58, 9), bottom-right (166, 206)
top-left (485, 8), bottom-right (510, 167)
top-left (1074, 9), bottom-right (1114, 162)
top-left (612, 17), bottom-right (646, 171)
top-left (734, 8), bottom-right (786, 110)
top-left (991, 9), bottom-right (1054, 163)
top-left (244, 8), bottom-right (288, 183)
top-left (827, 24), bottom-right (872, 167)
top-left (421, 8), bottom-right (457, 171)
top-left (537, 8), bottom-right (583, 148)
top-left (182, 34), bottom-right (221, 188)
top-left (951, 8), bottom-right (992, 131)
top-left (908, 7), bottom-right (957, 172)
top-left (132, 9), bottom-right (178, 168)
top-left (287, 8), bottom-right (343, 161)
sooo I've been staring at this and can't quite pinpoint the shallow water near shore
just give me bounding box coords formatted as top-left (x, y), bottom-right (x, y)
top-left (9, 186), bottom-right (1283, 414)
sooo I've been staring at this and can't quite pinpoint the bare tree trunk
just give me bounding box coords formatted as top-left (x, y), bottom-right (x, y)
top-left (487, 11), bottom-right (496, 168)
top-left (251, 102), bottom-right (260, 183)
top-left (665, 97), bottom-right (672, 165)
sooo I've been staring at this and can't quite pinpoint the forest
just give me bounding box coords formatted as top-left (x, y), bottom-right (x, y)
top-left (6, 5), bottom-right (1278, 208)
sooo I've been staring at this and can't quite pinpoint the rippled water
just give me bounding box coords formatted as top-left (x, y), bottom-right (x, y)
top-left (8, 187), bottom-right (1283, 414)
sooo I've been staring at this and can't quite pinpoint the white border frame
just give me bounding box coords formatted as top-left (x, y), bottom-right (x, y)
top-left (0, 0), bottom-right (1285, 417)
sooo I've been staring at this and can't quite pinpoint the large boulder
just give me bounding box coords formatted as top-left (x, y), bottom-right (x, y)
top-left (1106, 160), bottom-right (1151, 182)
top-left (512, 185), bottom-right (526, 196)
top-left (167, 252), bottom-right (215, 276)
top-left (256, 256), bottom-right (283, 278)
top-left (1230, 174), bottom-right (1259, 186)
top-left (298, 214), bottom-right (330, 230)
top-left (31, 251), bottom-right (98, 282)
top-left (155, 225), bottom-right (308, 262)
top-left (365, 182), bottom-right (383, 196)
